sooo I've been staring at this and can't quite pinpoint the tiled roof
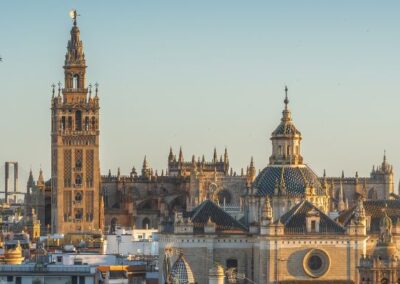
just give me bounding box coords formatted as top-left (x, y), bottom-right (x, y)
top-left (253, 165), bottom-right (323, 197)
top-left (272, 120), bottom-right (301, 136)
top-left (186, 200), bottom-right (248, 233)
top-left (338, 200), bottom-right (400, 233)
top-left (277, 200), bottom-right (346, 234)
top-left (169, 254), bottom-right (196, 284)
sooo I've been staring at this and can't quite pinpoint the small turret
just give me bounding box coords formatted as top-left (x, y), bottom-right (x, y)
top-left (213, 148), bottom-right (217, 163)
top-left (168, 147), bottom-right (174, 162)
top-left (354, 197), bottom-right (366, 225)
top-left (37, 168), bottom-right (45, 190)
top-left (27, 169), bottom-right (35, 194)
top-left (224, 147), bottom-right (229, 165)
top-left (247, 157), bottom-right (256, 184)
top-left (262, 196), bottom-right (273, 223)
top-left (178, 147), bottom-right (184, 164)
top-left (142, 156), bottom-right (151, 179)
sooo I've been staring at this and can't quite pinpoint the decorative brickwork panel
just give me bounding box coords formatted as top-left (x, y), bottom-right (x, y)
top-left (86, 150), bottom-right (94, 187)
top-left (75, 149), bottom-right (83, 170)
top-left (64, 150), bottom-right (72, 187)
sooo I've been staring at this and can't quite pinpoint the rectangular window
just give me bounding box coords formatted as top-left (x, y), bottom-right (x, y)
top-left (311, 220), bottom-right (316, 232)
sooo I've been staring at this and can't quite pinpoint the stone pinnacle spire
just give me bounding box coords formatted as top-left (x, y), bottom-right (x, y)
top-left (284, 85), bottom-right (289, 110)
top-left (65, 10), bottom-right (85, 67)
top-left (179, 147), bottom-right (184, 163)
top-left (213, 148), bottom-right (217, 163)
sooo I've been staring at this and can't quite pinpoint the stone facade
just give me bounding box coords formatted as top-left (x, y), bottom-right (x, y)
top-left (50, 13), bottom-right (102, 234)
top-left (158, 90), bottom-right (398, 284)
top-left (101, 150), bottom-right (252, 231)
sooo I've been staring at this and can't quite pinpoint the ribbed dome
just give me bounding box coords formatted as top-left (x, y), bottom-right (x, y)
top-left (253, 165), bottom-right (323, 196)
top-left (169, 254), bottom-right (196, 284)
top-left (272, 116), bottom-right (301, 136)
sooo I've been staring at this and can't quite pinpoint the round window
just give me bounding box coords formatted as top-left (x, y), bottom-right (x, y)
top-left (303, 249), bottom-right (330, 278)
top-left (308, 255), bottom-right (322, 271)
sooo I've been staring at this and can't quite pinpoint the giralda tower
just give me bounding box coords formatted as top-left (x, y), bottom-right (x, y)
top-left (51, 11), bottom-right (102, 234)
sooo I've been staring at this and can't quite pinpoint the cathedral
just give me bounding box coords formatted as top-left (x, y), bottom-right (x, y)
top-left (23, 12), bottom-right (400, 283)
top-left (158, 90), bottom-right (400, 284)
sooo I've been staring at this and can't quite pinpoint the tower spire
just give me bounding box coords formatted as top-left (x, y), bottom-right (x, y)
top-left (284, 85), bottom-right (289, 110)
top-left (269, 86), bottom-right (302, 165)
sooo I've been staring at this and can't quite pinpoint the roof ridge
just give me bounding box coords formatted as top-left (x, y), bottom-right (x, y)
top-left (306, 200), bottom-right (346, 231)
top-left (191, 199), bottom-right (211, 220)
top-left (281, 200), bottom-right (306, 225)
top-left (193, 199), bottom-right (248, 231)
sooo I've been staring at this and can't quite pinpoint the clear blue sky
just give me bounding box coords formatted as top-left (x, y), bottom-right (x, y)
top-left (0, 1), bottom-right (399, 188)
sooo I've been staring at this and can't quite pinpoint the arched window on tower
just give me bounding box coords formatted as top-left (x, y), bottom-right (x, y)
top-left (85, 117), bottom-right (89, 130)
top-left (287, 145), bottom-right (291, 156)
top-left (61, 116), bottom-right (66, 131)
top-left (68, 117), bottom-right (73, 130)
top-left (91, 117), bottom-right (96, 130)
top-left (75, 110), bottom-right (82, 131)
top-left (278, 145), bottom-right (282, 155)
top-left (72, 74), bottom-right (80, 89)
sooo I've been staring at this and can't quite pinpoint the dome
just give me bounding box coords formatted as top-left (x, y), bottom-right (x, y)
top-left (253, 165), bottom-right (324, 197)
top-left (272, 115), bottom-right (301, 136)
top-left (169, 254), bottom-right (196, 284)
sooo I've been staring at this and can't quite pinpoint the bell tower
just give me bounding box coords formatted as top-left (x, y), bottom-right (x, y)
top-left (51, 11), bottom-right (101, 234)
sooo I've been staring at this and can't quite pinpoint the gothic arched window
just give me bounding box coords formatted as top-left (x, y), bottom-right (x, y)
top-left (91, 117), bottom-right (96, 130)
top-left (73, 74), bottom-right (80, 89)
top-left (75, 110), bottom-right (82, 131)
top-left (61, 116), bottom-right (66, 131)
top-left (68, 117), bottom-right (73, 130)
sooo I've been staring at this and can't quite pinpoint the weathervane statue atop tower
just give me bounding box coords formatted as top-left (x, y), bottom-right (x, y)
top-left (69, 9), bottom-right (79, 26)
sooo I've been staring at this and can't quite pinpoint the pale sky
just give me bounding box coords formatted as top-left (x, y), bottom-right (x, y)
top-left (0, 1), bottom-right (399, 190)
